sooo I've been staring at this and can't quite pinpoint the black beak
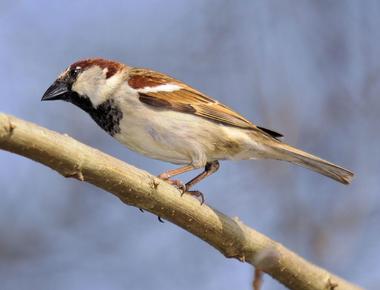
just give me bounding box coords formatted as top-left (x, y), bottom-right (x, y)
top-left (41, 80), bottom-right (70, 101)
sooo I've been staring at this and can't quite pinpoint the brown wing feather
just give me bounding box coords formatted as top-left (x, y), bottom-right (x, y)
top-left (128, 68), bottom-right (257, 130)
top-left (128, 68), bottom-right (283, 140)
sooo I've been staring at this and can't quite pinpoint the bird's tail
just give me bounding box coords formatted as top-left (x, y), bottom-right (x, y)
top-left (269, 142), bottom-right (354, 184)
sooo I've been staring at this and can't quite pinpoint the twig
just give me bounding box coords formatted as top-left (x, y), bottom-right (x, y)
top-left (253, 268), bottom-right (264, 290)
top-left (0, 113), bottom-right (362, 290)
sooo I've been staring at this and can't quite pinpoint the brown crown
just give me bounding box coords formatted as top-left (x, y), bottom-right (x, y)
top-left (70, 58), bottom-right (123, 79)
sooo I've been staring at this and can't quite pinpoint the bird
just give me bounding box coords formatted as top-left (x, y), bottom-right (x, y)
top-left (42, 58), bottom-right (354, 203)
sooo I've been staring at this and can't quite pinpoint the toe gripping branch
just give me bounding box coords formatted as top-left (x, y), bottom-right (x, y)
top-left (142, 161), bottom-right (220, 222)
top-left (159, 161), bottom-right (220, 205)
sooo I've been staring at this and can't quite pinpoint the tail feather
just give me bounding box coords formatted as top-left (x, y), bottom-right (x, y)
top-left (270, 143), bottom-right (354, 185)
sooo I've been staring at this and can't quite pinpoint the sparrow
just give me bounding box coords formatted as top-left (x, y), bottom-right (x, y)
top-left (42, 58), bottom-right (353, 202)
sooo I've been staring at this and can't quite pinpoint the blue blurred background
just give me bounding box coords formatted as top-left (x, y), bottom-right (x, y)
top-left (0, 1), bottom-right (379, 289)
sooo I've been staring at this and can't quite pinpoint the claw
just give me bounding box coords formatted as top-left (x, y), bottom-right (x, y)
top-left (158, 216), bottom-right (164, 223)
top-left (162, 178), bottom-right (186, 192)
top-left (138, 208), bottom-right (164, 223)
top-left (158, 174), bottom-right (205, 205)
top-left (182, 190), bottom-right (205, 205)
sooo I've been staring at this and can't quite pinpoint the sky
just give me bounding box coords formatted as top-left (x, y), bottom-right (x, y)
top-left (0, 1), bottom-right (379, 289)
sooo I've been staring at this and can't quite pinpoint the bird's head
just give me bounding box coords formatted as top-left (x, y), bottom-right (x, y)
top-left (42, 58), bottom-right (126, 109)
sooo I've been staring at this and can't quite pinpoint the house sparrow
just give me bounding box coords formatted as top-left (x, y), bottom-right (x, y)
top-left (42, 58), bottom-right (353, 202)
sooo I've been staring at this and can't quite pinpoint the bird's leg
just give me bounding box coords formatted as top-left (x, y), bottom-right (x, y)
top-left (158, 164), bottom-right (195, 191)
top-left (185, 161), bottom-right (220, 190)
top-left (182, 161), bottom-right (220, 204)
top-left (158, 164), bottom-right (195, 179)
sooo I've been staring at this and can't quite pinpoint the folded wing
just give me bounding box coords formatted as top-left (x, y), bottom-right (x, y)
top-left (128, 68), bottom-right (282, 137)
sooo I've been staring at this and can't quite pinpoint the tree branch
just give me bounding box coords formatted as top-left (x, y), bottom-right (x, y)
top-left (0, 113), bottom-right (361, 290)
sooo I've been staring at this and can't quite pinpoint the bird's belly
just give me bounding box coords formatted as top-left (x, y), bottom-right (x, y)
top-left (113, 105), bottom-right (257, 166)
top-left (114, 121), bottom-right (191, 165)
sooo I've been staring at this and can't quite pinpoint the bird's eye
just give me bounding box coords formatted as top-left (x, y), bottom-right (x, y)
top-left (70, 67), bottom-right (81, 78)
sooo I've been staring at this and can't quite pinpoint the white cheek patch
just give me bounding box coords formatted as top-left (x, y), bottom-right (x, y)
top-left (72, 66), bottom-right (124, 107)
top-left (72, 66), bottom-right (105, 104)
top-left (137, 84), bottom-right (182, 93)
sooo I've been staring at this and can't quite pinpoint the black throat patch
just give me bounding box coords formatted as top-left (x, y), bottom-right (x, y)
top-left (68, 94), bottom-right (123, 136)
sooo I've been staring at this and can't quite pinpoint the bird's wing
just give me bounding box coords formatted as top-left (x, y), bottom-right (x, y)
top-left (128, 68), bottom-right (272, 132)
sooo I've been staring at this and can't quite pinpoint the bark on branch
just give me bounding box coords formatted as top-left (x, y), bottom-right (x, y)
top-left (0, 113), bottom-right (361, 290)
